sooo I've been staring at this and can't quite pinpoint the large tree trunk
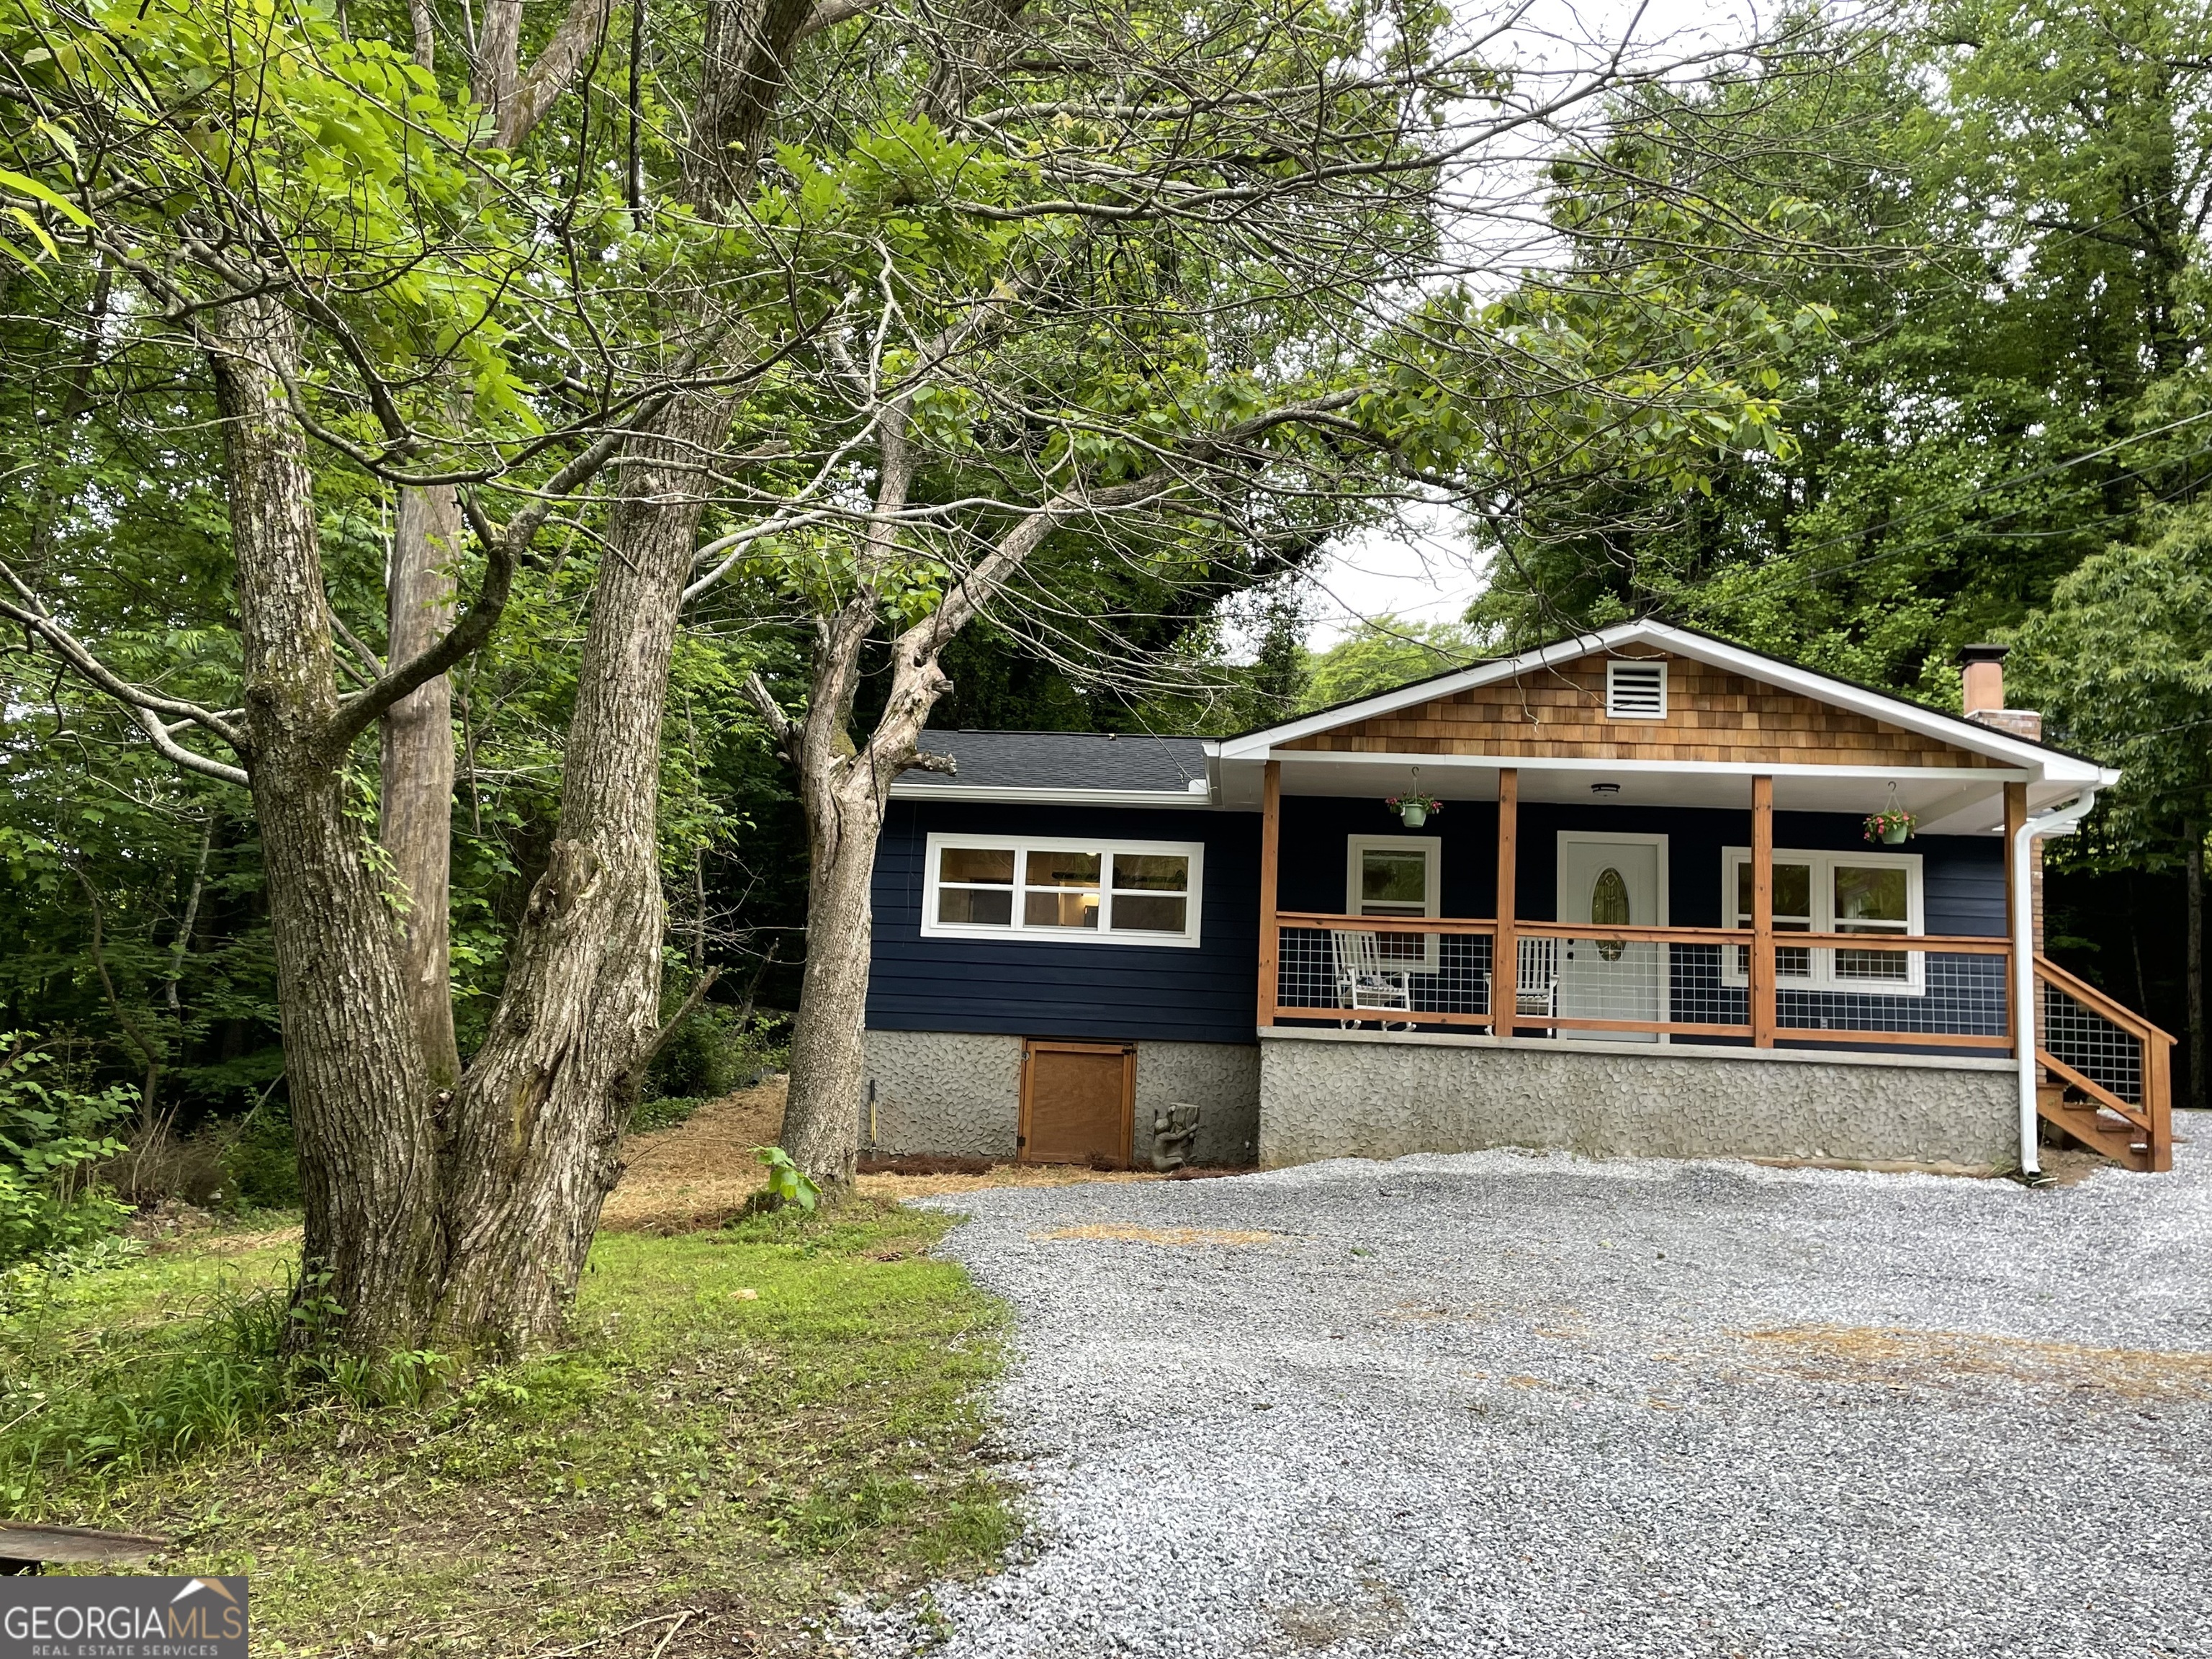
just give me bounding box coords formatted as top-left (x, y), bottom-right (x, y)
top-left (209, 295), bottom-right (447, 1357)
top-left (376, 0), bottom-right (620, 1100)
top-left (774, 601), bottom-right (959, 1182)
top-left (188, 0), bottom-right (811, 1365)
top-left (781, 773), bottom-right (884, 1184)
top-left (382, 485), bottom-right (463, 1089)
top-left (412, 0), bottom-right (816, 1349)
top-left (427, 396), bottom-right (728, 1354)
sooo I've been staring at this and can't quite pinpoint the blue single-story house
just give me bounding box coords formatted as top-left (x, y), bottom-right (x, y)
top-left (861, 622), bottom-right (2174, 1177)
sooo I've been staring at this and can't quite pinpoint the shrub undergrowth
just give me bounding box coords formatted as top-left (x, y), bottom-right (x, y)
top-left (0, 1261), bottom-right (300, 1505)
top-left (1, 1196), bottom-right (1013, 1654)
top-left (629, 1093), bottom-right (705, 1133)
top-left (0, 1031), bottom-right (132, 1267)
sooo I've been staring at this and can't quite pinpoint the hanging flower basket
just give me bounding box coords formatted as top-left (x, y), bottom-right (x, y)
top-left (1863, 807), bottom-right (1917, 845)
top-left (1387, 793), bottom-right (1443, 828)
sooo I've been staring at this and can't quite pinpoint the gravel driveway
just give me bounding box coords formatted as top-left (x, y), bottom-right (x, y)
top-left (845, 1130), bottom-right (2212, 1659)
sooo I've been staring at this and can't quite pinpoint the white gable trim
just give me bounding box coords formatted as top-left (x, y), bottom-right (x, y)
top-left (1216, 621), bottom-right (2105, 783)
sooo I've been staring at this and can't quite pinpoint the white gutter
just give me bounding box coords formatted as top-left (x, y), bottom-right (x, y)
top-left (886, 779), bottom-right (1213, 807)
top-left (2013, 790), bottom-right (2100, 1176)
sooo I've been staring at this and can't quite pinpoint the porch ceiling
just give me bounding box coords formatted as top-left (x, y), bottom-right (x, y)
top-left (1217, 751), bottom-right (2061, 835)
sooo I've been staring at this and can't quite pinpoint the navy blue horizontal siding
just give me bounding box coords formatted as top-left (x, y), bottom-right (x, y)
top-left (867, 794), bottom-right (2008, 1047)
top-left (868, 800), bottom-right (1262, 1045)
top-left (1277, 797), bottom-right (2004, 934)
top-left (1277, 798), bottom-right (2008, 1049)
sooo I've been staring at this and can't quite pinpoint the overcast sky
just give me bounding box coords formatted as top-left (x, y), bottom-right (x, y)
top-left (1303, 0), bottom-right (1768, 644)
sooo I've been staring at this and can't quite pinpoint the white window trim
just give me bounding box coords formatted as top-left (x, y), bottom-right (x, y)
top-left (1721, 846), bottom-right (1925, 995)
top-left (921, 832), bottom-right (1205, 948)
top-left (1345, 834), bottom-right (1442, 973)
top-left (1605, 658), bottom-right (1668, 720)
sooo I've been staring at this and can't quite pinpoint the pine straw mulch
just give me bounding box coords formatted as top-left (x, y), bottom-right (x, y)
top-left (1733, 1322), bottom-right (2212, 1401)
top-left (601, 1077), bottom-right (1232, 1232)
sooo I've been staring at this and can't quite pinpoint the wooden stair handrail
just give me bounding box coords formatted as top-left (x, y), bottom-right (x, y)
top-left (2033, 955), bottom-right (2176, 1046)
top-left (2031, 955), bottom-right (2175, 1174)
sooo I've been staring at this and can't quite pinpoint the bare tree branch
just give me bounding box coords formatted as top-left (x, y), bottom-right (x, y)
top-left (742, 671), bottom-right (799, 752)
top-left (1, 561), bottom-right (250, 753)
top-left (132, 707), bottom-right (251, 788)
top-left (499, 0), bottom-right (618, 149)
top-left (795, 0), bottom-right (880, 42)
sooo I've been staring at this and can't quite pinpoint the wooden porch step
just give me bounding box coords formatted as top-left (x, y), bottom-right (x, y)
top-left (2036, 1087), bottom-right (2152, 1172)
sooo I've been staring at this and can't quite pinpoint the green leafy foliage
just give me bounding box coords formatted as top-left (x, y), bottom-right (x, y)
top-left (629, 1094), bottom-right (705, 1134)
top-left (0, 0), bottom-right (1943, 1210)
top-left (2013, 508), bottom-right (2212, 861)
top-left (0, 1206), bottom-right (1007, 1650)
top-left (1470, 3), bottom-right (2212, 698)
top-left (755, 1146), bottom-right (820, 1215)
top-left (0, 1033), bottom-right (131, 1266)
top-left (644, 997), bottom-right (783, 1105)
top-left (1300, 616), bottom-right (1489, 712)
top-left (217, 1094), bottom-right (302, 1211)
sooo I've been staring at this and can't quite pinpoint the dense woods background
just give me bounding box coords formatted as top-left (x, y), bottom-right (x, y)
top-left (6, 0), bottom-right (2212, 1223)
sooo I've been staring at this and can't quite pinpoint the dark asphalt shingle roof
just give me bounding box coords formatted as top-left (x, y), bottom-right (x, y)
top-left (901, 731), bottom-right (1210, 794)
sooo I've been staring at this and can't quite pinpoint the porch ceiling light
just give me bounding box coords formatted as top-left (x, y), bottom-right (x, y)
top-left (1589, 781), bottom-right (1622, 796)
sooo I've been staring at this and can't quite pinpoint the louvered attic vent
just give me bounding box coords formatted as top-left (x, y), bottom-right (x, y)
top-left (1605, 660), bottom-right (1668, 719)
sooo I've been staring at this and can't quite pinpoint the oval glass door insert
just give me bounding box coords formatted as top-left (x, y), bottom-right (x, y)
top-left (1591, 866), bottom-right (1632, 961)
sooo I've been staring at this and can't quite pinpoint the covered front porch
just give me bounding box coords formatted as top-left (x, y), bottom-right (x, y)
top-left (1236, 752), bottom-right (2173, 1172)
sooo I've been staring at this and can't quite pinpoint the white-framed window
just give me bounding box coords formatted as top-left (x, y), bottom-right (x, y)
top-left (1721, 847), bottom-right (1923, 994)
top-left (1346, 835), bottom-right (1441, 971)
top-left (922, 832), bottom-right (1204, 947)
top-left (1605, 659), bottom-right (1668, 719)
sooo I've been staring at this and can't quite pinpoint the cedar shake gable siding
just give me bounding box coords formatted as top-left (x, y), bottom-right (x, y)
top-left (1280, 651), bottom-right (2000, 768)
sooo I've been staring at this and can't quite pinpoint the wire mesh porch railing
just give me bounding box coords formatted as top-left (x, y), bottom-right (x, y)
top-left (1272, 914), bottom-right (2013, 1048)
top-left (1267, 913), bottom-right (2174, 1172)
top-left (2033, 956), bottom-right (2174, 1172)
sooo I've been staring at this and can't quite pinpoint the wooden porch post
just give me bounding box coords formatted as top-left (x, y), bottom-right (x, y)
top-left (2004, 781), bottom-right (2027, 1054)
top-left (1496, 768), bottom-right (1518, 1036)
top-left (1256, 759), bottom-right (1280, 1029)
top-left (1751, 774), bottom-right (1775, 1048)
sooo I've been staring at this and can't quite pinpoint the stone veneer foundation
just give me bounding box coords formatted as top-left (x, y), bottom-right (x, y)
top-left (860, 1030), bottom-right (1261, 1168)
top-left (1259, 1027), bottom-right (2018, 1172)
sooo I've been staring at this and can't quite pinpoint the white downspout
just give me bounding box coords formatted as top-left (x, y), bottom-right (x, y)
top-left (2013, 791), bottom-right (2099, 1176)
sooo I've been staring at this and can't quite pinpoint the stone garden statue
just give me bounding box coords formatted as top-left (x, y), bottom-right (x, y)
top-left (1151, 1104), bottom-right (1201, 1172)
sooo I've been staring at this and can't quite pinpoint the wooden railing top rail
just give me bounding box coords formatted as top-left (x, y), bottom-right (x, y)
top-left (1778, 930), bottom-right (2009, 955)
top-left (1275, 911), bottom-right (1495, 935)
top-left (2033, 953), bottom-right (2176, 1045)
top-left (1515, 920), bottom-right (1758, 945)
top-left (1274, 912), bottom-right (2010, 954)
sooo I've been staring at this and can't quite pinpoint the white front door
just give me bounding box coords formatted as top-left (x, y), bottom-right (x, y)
top-left (1556, 834), bottom-right (1668, 1043)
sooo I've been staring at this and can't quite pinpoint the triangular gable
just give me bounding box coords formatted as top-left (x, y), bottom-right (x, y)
top-left (1219, 621), bottom-right (2104, 777)
top-left (1279, 645), bottom-right (2000, 768)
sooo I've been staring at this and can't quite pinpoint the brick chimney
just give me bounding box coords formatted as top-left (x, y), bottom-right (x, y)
top-left (1959, 643), bottom-right (2047, 952)
top-left (1958, 644), bottom-right (2041, 742)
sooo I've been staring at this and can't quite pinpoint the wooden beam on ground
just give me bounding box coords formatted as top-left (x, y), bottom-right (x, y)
top-left (0, 1521), bottom-right (168, 1574)
top-left (1751, 774), bottom-right (1775, 1048)
top-left (1256, 759), bottom-right (1280, 1030)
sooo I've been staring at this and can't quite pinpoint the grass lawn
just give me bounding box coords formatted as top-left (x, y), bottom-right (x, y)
top-left (0, 1202), bottom-right (1012, 1655)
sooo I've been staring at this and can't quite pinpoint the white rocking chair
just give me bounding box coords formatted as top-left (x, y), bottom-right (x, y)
top-left (1484, 937), bottom-right (1560, 1027)
top-left (1332, 929), bottom-right (1413, 1028)
top-left (1516, 936), bottom-right (1560, 1019)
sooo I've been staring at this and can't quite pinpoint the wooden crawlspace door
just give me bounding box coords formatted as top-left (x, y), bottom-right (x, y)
top-left (1018, 1039), bottom-right (1134, 1167)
